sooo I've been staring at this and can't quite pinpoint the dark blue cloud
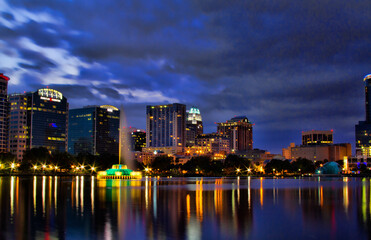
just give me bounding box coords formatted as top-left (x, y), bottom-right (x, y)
top-left (2, 0), bottom-right (371, 153)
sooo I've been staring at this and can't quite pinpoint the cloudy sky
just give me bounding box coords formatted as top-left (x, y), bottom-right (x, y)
top-left (1, 0), bottom-right (371, 153)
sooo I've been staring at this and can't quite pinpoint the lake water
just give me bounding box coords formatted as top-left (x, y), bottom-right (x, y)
top-left (0, 176), bottom-right (370, 239)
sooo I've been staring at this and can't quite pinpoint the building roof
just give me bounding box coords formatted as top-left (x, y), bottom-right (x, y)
top-left (364, 74), bottom-right (371, 81)
top-left (0, 73), bottom-right (10, 81)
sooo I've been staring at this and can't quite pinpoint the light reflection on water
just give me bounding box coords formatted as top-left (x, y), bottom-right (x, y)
top-left (0, 177), bottom-right (371, 239)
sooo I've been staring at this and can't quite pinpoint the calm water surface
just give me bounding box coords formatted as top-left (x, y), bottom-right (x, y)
top-left (0, 176), bottom-right (370, 239)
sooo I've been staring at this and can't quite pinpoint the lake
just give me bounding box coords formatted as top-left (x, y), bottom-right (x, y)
top-left (0, 176), bottom-right (369, 239)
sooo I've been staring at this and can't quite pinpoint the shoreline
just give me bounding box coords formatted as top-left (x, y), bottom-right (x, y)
top-left (1, 172), bottom-right (371, 178)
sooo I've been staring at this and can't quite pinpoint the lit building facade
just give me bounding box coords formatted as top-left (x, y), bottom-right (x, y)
top-left (282, 143), bottom-right (295, 160)
top-left (195, 133), bottom-right (230, 154)
top-left (291, 143), bottom-right (351, 162)
top-left (26, 88), bottom-right (69, 152)
top-left (146, 103), bottom-right (186, 153)
top-left (9, 88), bottom-right (69, 157)
top-left (217, 116), bottom-right (253, 152)
top-left (9, 94), bottom-right (28, 161)
top-left (302, 130), bottom-right (333, 145)
top-left (131, 129), bottom-right (146, 152)
top-left (186, 107), bottom-right (203, 147)
top-left (356, 74), bottom-right (371, 156)
top-left (68, 105), bottom-right (120, 155)
top-left (0, 73), bottom-right (9, 153)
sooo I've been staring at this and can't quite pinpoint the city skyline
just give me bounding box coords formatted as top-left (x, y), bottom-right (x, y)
top-left (1, 0), bottom-right (371, 153)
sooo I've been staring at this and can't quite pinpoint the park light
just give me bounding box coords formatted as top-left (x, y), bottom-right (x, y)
top-left (33, 165), bottom-right (37, 170)
top-left (247, 168), bottom-right (251, 172)
top-left (145, 167), bottom-right (152, 172)
top-left (91, 167), bottom-right (96, 171)
top-left (76, 167), bottom-right (80, 170)
top-left (11, 163), bottom-right (15, 169)
top-left (81, 165), bottom-right (85, 169)
top-left (54, 166), bottom-right (58, 170)
top-left (236, 168), bottom-right (241, 173)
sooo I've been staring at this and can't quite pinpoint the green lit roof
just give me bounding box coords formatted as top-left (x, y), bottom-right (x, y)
top-left (188, 107), bottom-right (200, 115)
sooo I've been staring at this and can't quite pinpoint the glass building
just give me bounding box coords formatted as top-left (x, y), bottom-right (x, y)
top-left (356, 74), bottom-right (371, 156)
top-left (0, 73), bottom-right (9, 153)
top-left (68, 105), bottom-right (120, 155)
top-left (26, 88), bottom-right (68, 152)
top-left (9, 88), bottom-right (69, 158)
top-left (131, 129), bottom-right (146, 151)
top-left (146, 103), bottom-right (186, 153)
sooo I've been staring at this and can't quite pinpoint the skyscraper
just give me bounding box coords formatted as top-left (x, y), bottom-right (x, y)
top-left (186, 106), bottom-right (203, 147)
top-left (9, 88), bottom-right (69, 158)
top-left (217, 116), bottom-right (253, 152)
top-left (68, 105), bottom-right (120, 155)
top-left (9, 93), bottom-right (27, 160)
top-left (131, 129), bottom-right (146, 151)
top-left (356, 74), bottom-right (371, 156)
top-left (0, 73), bottom-right (10, 153)
top-left (146, 103), bottom-right (186, 154)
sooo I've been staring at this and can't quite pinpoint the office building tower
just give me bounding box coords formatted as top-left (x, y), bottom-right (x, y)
top-left (356, 74), bottom-right (371, 156)
top-left (302, 130), bottom-right (333, 145)
top-left (131, 129), bottom-right (146, 152)
top-left (146, 103), bottom-right (186, 154)
top-left (27, 88), bottom-right (68, 152)
top-left (68, 105), bottom-right (120, 155)
top-left (217, 116), bottom-right (253, 152)
top-left (9, 94), bottom-right (27, 160)
top-left (186, 106), bottom-right (203, 147)
top-left (9, 88), bottom-right (69, 157)
top-left (0, 73), bottom-right (9, 153)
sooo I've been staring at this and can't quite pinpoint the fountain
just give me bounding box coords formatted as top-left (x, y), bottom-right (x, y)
top-left (97, 105), bottom-right (142, 179)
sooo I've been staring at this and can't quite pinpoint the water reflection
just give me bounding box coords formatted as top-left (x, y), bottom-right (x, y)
top-left (0, 177), bottom-right (371, 239)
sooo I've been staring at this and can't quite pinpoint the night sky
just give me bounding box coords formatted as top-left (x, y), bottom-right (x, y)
top-left (1, 0), bottom-right (371, 153)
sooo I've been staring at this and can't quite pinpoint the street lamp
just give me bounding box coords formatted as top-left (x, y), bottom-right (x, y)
top-left (10, 163), bottom-right (15, 175)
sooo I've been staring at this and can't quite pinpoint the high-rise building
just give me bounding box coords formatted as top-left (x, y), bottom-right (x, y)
top-left (302, 130), bottom-right (333, 145)
top-left (9, 94), bottom-right (28, 160)
top-left (217, 116), bottom-right (253, 152)
top-left (27, 88), bottom-right (69, 152)
top-left (0, 73), bottom-right (9, 153)
top-left (68, 105), bottom-right (120, 155)
top-left (146, 103), bottom-right (186, 154)
top-left (356, 74), bottom-right (371, 156)
top-left (186, 106), bottom-right (203, 147)
top-left (131, 129), bottom-right (146, 152)
top-left (9, 88), bottom-right (69, 158)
